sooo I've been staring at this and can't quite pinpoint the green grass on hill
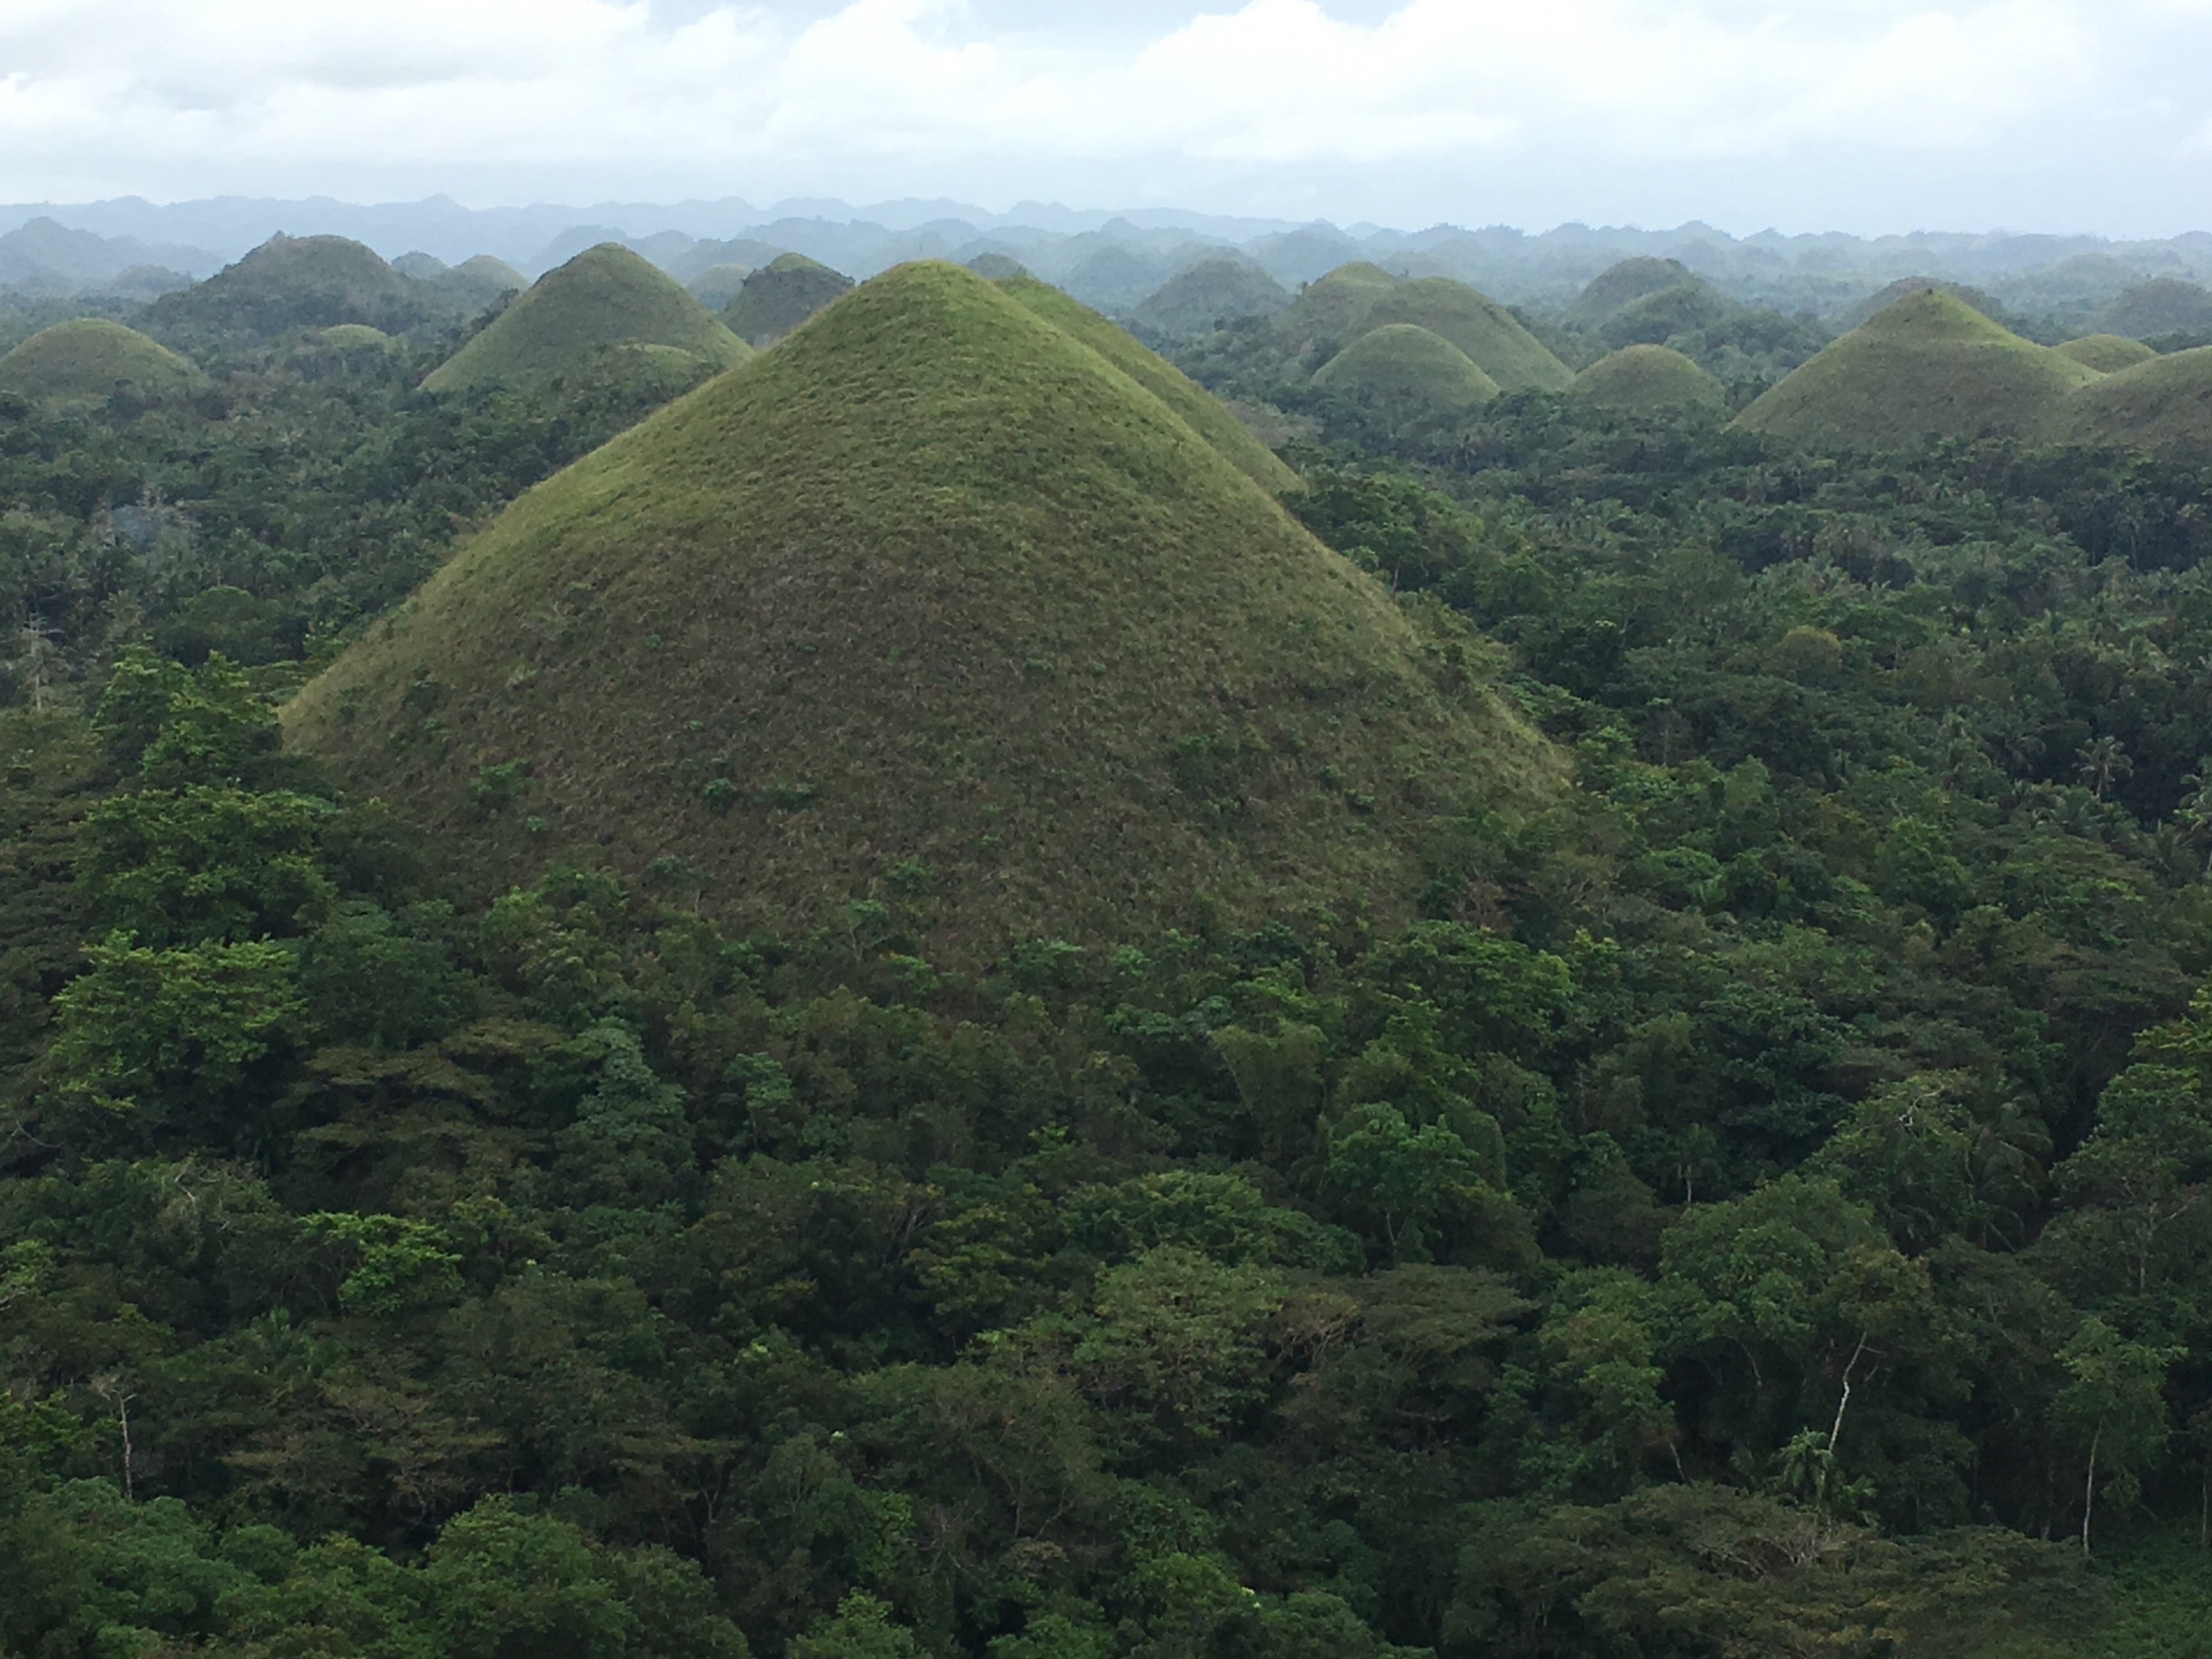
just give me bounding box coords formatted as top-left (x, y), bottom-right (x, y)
top-left (0, 318), bottom-right (205, 405)
top-left (1360, 277), bottom-right (1576, 392)
top-left (144, 233), bottom-right (453, 342)
top-left (993, 273), bottom-right (1298, 494)
top-left (1276, 261), bottom-right (1401, 353)
top-left (721, 252), bottom-right (855, 344)
top-left (2063, 346), bottom-right (2212, 456)
top-left (1565, 257), bottom-right (1711, 325)
top-left (684, 263), bottom-right (755, 310)
top-left (1129, 258), bottom-right (1293, 339)
top-left (1571, 344), bottom-right (1729, 414)
top-left (1736, 290), bottom-right (2097, 450)
top-left (286, 261), bottom-right (1552, 955)
top-left (1313, 323), bottom-right (1500, 426)
top-left (423, 243), bottom-right (750, 394)
top-left (2056, 333), bottom-right (2159, 373)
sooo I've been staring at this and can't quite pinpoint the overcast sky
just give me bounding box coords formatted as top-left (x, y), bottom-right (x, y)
top-left (3, 0), bottom-right (2208, 235)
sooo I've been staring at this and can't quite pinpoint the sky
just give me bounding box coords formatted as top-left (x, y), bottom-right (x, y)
top-left (2, 0), bottom-right (2209, 236)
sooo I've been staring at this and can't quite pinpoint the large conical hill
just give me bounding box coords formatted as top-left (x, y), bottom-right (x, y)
top-left (1314, 324), bottom-right (1500, 426)
top-left (1359, 279), bottom-right (1575, 393)
top-left (722, 253), bottom-right (855, 344)
top-left (2056, 334), bottom-right (2157, 373)
top-left (144, 234), bottom-right (450, 342)
top-left (1571, 345), bottom-right (1729, 415)
top-left (423, 244), bottom-right (750, 394)
top-left (992, 273), bottom-right (1298, 493)
top-left (286, 262), bottom-right (1550, 953)
top-left (1735, 291), bottom-right (2096, 450)
top-left (0, 318), bottom-right (206, 406)
top-left (2062, 348), bottom-right (2212, 456)
top-left (1129, 258), bottom-right (1293, 340)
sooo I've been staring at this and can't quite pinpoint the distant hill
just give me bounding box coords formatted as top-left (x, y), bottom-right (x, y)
top-left (292, 325), bottom-right (402, 380)
top-left (1736, 290), bottom-right (2095, 450)
top-left (1598, 282), bottom-right (1734, 351)
top-left (1565, 258), bottom-right (1711, 325)
top-left (1571, 345), bottom-right (1729, 415)
top-left (426, 255), bottom-right (528, 314)
top-left (1277, 262), bottom-right (1402, 354)
top-left (722, 253), bottom-right (855, 344)
top-left (1128, 258), bottom-right (1293, 339)
top-left (143, 233), bottom-right (452, 342)
top-left (1314, 324), bottom-right (1501, 426)
top-left (286, 262), bottom-right (1550, 952)
top-left (2055, 334), bottom-right (2158, 373)
top-left (991, 274), bottom-right (1298, 495)
top-left (964, 253), bottom-right (1029, 280)
top-left (1360, 278), bottom-right (1575, 393)
top-left (1836, 277), bottom-right (2009, 333)
top-left (0, 318), bottom-right (205, 405)
top-left (2098, 278), bottom-right (2212, 341)
top-left (423, 243), bottom-right (749, 394)
top-left (684, 264), bottom-right (754, 310)
top-left (2064, 347), bottom-right (2212, 456)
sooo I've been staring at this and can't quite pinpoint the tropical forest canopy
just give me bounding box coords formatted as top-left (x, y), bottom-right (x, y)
top-left (6, 207), bottom-right (2212, 1658)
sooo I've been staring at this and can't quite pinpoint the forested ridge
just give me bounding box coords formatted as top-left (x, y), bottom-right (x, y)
top-left (10, 270), bottom-right (2212, 1656)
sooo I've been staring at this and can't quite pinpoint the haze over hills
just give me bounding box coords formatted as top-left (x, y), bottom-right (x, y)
top-left (288, 262), bottom-right (1547, 951)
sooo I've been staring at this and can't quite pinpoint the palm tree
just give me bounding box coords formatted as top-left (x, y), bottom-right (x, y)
top-left (2078, 736), bottom-right (2132, 801)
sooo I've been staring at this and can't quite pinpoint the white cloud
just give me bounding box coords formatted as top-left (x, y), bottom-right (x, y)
top-left (0, 0), bottom-right (2205, 231)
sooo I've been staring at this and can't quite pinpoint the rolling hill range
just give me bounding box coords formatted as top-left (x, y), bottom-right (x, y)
top-left (0, 318), bottom-right (205, 405)
top-left (286, 261), bottom-right (1550, 951)
top-left (423, 244), bottom-right (750, 394)
top-left (1735, 290), bottom-right (2097, 450)
top-left (2063, 347), bottom-right (2212, 455)
top-left (1129, 258), bottom-right (1293, 339)
top-left (1361, 278), bottom-right (1574, 392)
top-left (1314, 323), bottom-right (1500, 425)
top-left (721, 252), bottom-right (854, 344)
top-left (1571, 344), bottom-right (1729, 415)
top-left (143, 234), bottom-right (452, 343)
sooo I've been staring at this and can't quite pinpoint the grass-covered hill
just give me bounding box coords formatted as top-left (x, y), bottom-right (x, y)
top-left (2064, 347), bottom-right (2212, 456)
top-left (423, 244), bottom-right (750, 394)
top-left (1360, 278), bottom-right (1575, 392)
top-left (426, 254), bottom-right (528, 314)
top-left (1564, 257), bottom-right (1711, 325)
top-left (2057, 333), bottom-right (2158, 373)
top-left (1128, 258), bottom-right (1293, 340)
top-left (142, 233), bottom-right (452, 344)
top-left (1570, 343), bottom-right (1729, 414)
top-left (1837, 276), bottom-right (2009, 332)
top-left (721, 252), bottom-right (855, 344)
top-left (991, 273), bottom-right (1298, 494)
top-left (2099, 277), bottom-right (2212, 340)
top-left (683, 263), bottom-right (754, 310)
top-left (1313, 323), bottom-right (1501, 426)
top-left (1275, 260), bottom-right (1401, 353)
top-left (1735, 289), bottom-right (2097, 450)
top-left (287, 261), bottom-right (1547, 951)
top-left (0, 317), bottom-right (205, 405)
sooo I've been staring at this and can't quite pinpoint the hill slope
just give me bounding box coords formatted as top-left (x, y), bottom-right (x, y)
top-left (1736, 291), bottom-right (2096, 450)
top-left (993, 274), bottom-right (1298, 494)
top-left (2063, 348), bottom-right (2212, 456)
top-left (722, 253), bottom-right (855, 344)
top-left (1836, 276), bottom-right (2011, 332)
top-left (424, 244), bottom-right (750, 394)
top-left (0, 319), bottom-right (205, 405)
top-left (2055, 334), bottom-right (2157, 373)
top-left (1359, 279), bottom-right (1575, 393)
top-left (286, 262), bottom-right (1548, 951)
top-left (1314, 324), bottom-right (1500, 426)
top-left (1276, 262), bottom-right (1401, 353)
top-left (1572, 345), bottom-right (1729, 415)
top-left (144, 234), bottom-right (449, 342)
top-left (1129, 258), bottom-right (1293, 339)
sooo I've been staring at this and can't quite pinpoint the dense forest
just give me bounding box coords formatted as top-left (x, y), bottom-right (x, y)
top-left (7, 233), bottom-right (2212, 1657)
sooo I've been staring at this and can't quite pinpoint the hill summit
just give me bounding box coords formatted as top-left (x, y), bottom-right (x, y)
top-left (0, 318), bottom-right (205, 406)
top-left (144, 233), bottom-right (449, 342)
top-left (722, 253), bottom-right (855, 344)
top-left (1129, 258), bottom-right (1293, 340)
top-left (1315, 324), bottom-right (1500, 426)
top-left (1735, 290), bottom-right (2096, 450)
top-left (1571, 345), bottom-right (1729, 415)
top-left (287, 262), bottom-right (1547, 951)
top-left (424, 244), bottom-right (751, 394)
